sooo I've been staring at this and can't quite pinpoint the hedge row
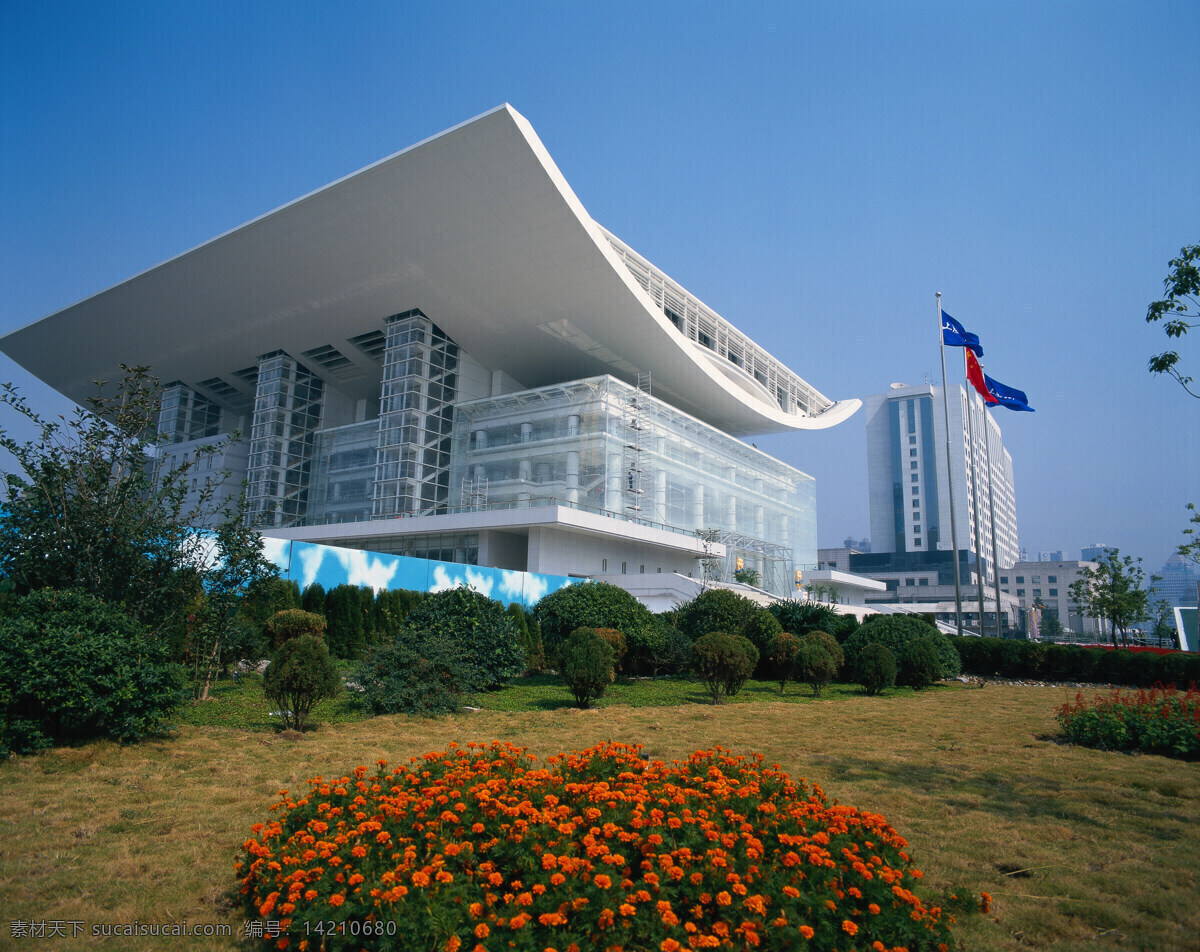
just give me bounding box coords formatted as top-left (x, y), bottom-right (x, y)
top-left (949, 636), bottom-right (1200, 687)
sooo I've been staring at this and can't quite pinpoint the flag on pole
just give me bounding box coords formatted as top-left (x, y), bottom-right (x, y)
top-left (984, 374), bottom-right (1035, 412)
top-left (941, 310), bottom-right (984, 356)
top-left (965, 349), bottom-right (998, 404)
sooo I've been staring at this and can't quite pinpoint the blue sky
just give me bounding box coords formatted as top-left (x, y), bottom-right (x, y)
top-left (1, 1), bottom-right (1196, 571)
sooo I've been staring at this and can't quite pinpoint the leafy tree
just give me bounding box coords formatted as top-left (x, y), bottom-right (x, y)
top-left (262, 635), bottom-right (339, 731)
top-left (557, 628), bottom-right (616, 709)
top-left (733, 566), bottom-right (761, 587)
top-left (769, 632), bottom-right (801, 694)
top-left (356, 639), bottom-right (464, 716)
top-left (855, 642), bottom-right (897, 696)
top-left (1180, 503), bottom-right (1200, 568)
top-left (1069, 550), bottom-right (1149, 648)
top-left (0, 366), bottom-right (236, 635)
top-left (398, 588), bottom-right (523, 690)
top-left (535, 582), bottom-right (655, 658)
top-left (1039, 608), bottom-right (1066, 641)
top-left (770, 601), bottom-right (838, 639)
top-left (1146, 244), bottom-right (1199, 398)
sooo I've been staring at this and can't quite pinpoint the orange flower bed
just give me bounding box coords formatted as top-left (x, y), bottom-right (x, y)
top-left (238, 742), bottom-right (954, 951)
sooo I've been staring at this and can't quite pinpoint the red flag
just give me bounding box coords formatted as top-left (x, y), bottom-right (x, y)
top-left (965, 349), bottom-right (998, 404)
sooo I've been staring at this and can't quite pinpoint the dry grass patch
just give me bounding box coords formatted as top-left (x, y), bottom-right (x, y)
top-left (0, 687), bottom-right (1196, 950)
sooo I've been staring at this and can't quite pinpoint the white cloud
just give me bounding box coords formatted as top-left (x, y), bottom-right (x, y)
top-left (261, 537), bottom-right (292, 572)
top-left (463, 567), bottom-right (495, 598)
top-left (296, 544), bottom-right (327, 589)
top-left (429, 565), bottom-right (460, 593)
top-left (333, 547), bottom-right (401, 592)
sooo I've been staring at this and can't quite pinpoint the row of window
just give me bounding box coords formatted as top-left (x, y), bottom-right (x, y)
top-left (1001, 575), bottom-right (1058, 584)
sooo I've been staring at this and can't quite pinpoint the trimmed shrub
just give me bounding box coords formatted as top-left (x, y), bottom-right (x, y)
top-left (769, 631), bottom-right (802, 693)
top-left (796, 639), bottom-right (838, 697)
top-left (356, 639), bottom-right (463, 717)
top-left (399, 588), bottom-right (523, 690)
top-left (238, 743), bottom-right (957, 952)
top-left (844, 615), bottom-right (959, 686)
top-left (856, 642), bottom-right (898, 695)
top-left (324, 584), bottom-right (366, 659)
top-left (262, 635), bottom-right (339, 731)
top-left (769, 600), bottom-right (837, 638)
top-left (264, 609), bottom-right (327, 648)
top-left (691, 631), bottom-right (758, 704)
top-left (592, 627), bottom-right (627, 671)
top-left (904, 636), bottom-right (943, 690)
top-left (558, 628), bottom-right (616, 708)
top-left (803, 630), bottom-right (844, 672)
top-left (647, 623), bottom-right (692, 676)
top-left (0, 590), bottom-right (185, 755)
top-left (535, 582), bottom-right (655, 660)
top-left (676, 588), bottom-right (758, 641)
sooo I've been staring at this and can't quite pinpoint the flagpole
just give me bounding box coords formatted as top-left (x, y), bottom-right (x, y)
top-left (982, 412), bottom-right (1005, 638)
top-left (937, 292), bottom-right (964, 637)
top-left (963, 369), bottom-right (988, 635)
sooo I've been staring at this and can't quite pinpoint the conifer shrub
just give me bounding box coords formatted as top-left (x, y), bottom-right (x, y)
top-left (356, 639), bottom-right (463, 717)
top-left (557, 628), bottom-right (616, 708)
top-left (264, 609), bottom-right (327, 648)
top-left (769, 600), bottom-right (837, 638)
top-left (691, 631), bottom-right (758, 704)
top-left (770, 631), bottom-right (802, 693)
top-left (647, 622), bottom-right (692, 676)
top-left (300, 582), bottom-right (326, 617)
top-left (0, 590), bottom-right (185, 755)
top-left (904, 636), bottom-right (943, 690)
top-left (856, 642), bottom-right (898, 695)
top-left (261, 635), bottom-right (340, 731)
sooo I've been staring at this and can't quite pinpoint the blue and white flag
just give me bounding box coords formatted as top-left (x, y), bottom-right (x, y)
top-left (941, 310), bottom-right (984, 357)
top-left (983, 374), bottom-right (1034, 412)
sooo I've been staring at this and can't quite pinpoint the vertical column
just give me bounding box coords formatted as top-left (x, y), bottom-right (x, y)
top-left (566, 450), bottom-right (580, 505)
top-left (605, 451), bottom-right (624, 513)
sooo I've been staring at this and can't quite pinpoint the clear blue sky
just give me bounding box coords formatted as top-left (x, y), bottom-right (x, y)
top-left (1, 1), bottom-right (1196, 571)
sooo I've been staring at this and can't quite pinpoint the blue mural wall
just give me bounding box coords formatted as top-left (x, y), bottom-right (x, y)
top-left (261, 537), bottom-right (577, 607)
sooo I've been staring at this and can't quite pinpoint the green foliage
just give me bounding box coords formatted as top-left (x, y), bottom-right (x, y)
top-left (0, 590), bottom-right (185, 755)
top-left (677, 588), bottom-right (758, 641)
top-left (690, 631), bottom-right (758, 704)
top-left (796, 639), bottom-right (838, 697)
top-left (1039, 608), bottom-right (1066, 640)
top-left (1145, 243), bottom-right (1199, 398)
top-left (355, 640), bottom-right (463, 717)
top-left (507, 603), bottom-right (545, 673)
top-left (803, 630), bottom-right (844, 672)
top-left (557, 628), bottom-right (616, 708)
top-left (265, 609), bottom-right (328, 647)
top-left (592, 627), bottom-right (627, 671)
top-left (844, 614), bottom-right (959, 687)
top-left (241, 577), bottom-right (302, 633)
top-left (646, 622), bottom-right (693, 676)
top-left (0, 366), bottom-right (246, 637)
top-left (1058, 686), bottom-right (1200, 758)
top-left (323, 584), bottom-right (366, 659)
top-left (769, 631), bottom-right (801, 694)
top-left (535, 581), bottom-right (654, 659)
top-left (1178, 502), bottom-right (1200, 569)
top-left (399, 587), bottom-right (523, 689)
top-left (220, 617), bottom-right (267, 674)
top-left (903, 636), bottom-right (943, 690)
top-left (301, 583), bottom-right (326, 616)
top-left (733, 566), bottom-right (761, 587)
top-left (262, 635), bottom-right (340, 731)
top-left (856, 642), bottom-right (898, 695)
top-left (1068, 549), bottom-right (1150, 647)
top-left (771, 601), bottom-right (838, 637)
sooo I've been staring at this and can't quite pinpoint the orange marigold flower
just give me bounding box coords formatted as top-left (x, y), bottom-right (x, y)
top-left (661, 941), bottom-right (682, 952)
top-left (868, 903), bottom-right (881, 915)
top-left (474, 924), bottom-right (490, 939)
top-left (716, 891), bottom-right (732, 906)
top-left (841, 920), bottom-right (858, 936)
top-left (446, 938), bottom-right (461, 952)
top-left (328, 894), bottom-right (345, 907)
top-left (594, 874), bottom-right (612, 889)
top-left (981, 891), bottom-right (993, 914)
top-left (469, 902), bottom-right (484, 918)
top-left (799, 925), bottom-right (815, 939)
top-left (550, 873), bottom-right (566, 886)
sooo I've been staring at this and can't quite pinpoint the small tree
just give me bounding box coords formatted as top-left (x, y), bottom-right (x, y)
top-left (262, 635), bottom-right (339, 731)
top-left (903, 636), bottom-right (943, 690)
top-left (691, 632), bottom-right (758, 704)
top-left (264, 609), bottom-right (327, 648)
top-left (770, 632), bottom-right (801, 694)
top-left (1146, 243), bottom-right (1199, 398)
top-left (557, 628), bottom-right (616, 709)
top-left (1069, 550), bottom-right (1149, 648)
top-left (856, 642), bottom-right (897, 696)
top-left (1039, 608), bottom-right (1066, 642)
top-left (796, 640), bottom-right (838, 697)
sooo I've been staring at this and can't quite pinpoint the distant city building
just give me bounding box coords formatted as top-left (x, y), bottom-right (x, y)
top-left (1038, 550), bottom-right (1065, 562)
top-left (842, 536), bottom-right (871, 552)
top-left (999, 560), bottom-right (1105, 637)
top-left (1081, 544), bottom-right (1115, 562)
top-left (865, 382), bottom-right (1019, 583)
top-left (1154, 554), bottom-right (1199, 608)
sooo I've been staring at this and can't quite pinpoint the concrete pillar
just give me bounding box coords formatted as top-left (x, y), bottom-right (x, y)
top-left (605, 452), bottom-right (623, 513)
top-left (520, 422), bottom-right (533, 443)
top-left (518, 459), bottom-right (531, 481)
top-left (692, 485), bottom-right (705, 529)
top-left (567, 414), bottom-right (580, 437)
top-left (566, 450), bottom-right (580, 505)
top-left (474, 429), bottom-right (487, 450)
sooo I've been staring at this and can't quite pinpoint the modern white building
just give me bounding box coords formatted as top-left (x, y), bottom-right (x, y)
top-left (0, 105), bottom-right (860, 600)
top-left (865, 382), bottom-right (1018, 583)
top-left (998, 560), bottom-right (1103, 637)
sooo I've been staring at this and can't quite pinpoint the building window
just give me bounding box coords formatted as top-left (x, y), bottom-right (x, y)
top-left (905, 578), bottom-right (915, 586)
top-left (1000, 576), bottom-right (1008, 584)
top-left (602, 558), bottom-right (607, 572)
top-left (910, 461), bottom-right (918, 470)
top-left (912, 486), bottom-right (919, 495)
top-left (1034, 589), bottom-right (1042, 596)
top-left (914, 525), bottom-right (921, 533)
top-left (914, 538), bottom-right (922, 546)
top-left (1017, 589), bottom-right (1025, 596)
top-left (621, 561), bottom-right (627, 574)
top-left (1048, 575), bottom-right (1057, 583)
top-left (919, 578), bottom-right (929, 586)
top-left (910, 449), bottom-right (917, 457)
top-left (912, 512), bottom-right (920, 521)
top-left (1016, 576), bottom-right (1024, 583)
top-left (911, 474), bottom-right (919, 482)
top-left (1033, 576), bottom-right (1041, 583)
top-left (912, 500), bottom-right (920, 509)
top-left (909, 435), bottom-right (917, 445)
top-left (640, 564), bottom-right (645, 574)
top-left (1049, 588), bottom-right (1058, 596)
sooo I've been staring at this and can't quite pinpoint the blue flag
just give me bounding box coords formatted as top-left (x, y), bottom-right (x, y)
top-left (941, 310), bottom-right (983, 357)
top-left (984, 374), bottom-right (1034, 412)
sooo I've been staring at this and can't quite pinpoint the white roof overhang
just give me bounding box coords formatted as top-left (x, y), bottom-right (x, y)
top-left (1, 104), bottom-right (859, 435)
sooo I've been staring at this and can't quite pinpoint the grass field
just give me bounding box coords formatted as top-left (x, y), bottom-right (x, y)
top-left (1, 682), bottom-right (1197, 951)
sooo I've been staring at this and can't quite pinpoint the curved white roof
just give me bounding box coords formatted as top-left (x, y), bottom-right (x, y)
top-left (1, 104), bottom-right (859, 435)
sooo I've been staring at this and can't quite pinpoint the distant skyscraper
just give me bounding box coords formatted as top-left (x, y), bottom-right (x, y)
top-left (842, 536), bottom-right (872, 552)
top-left (1081, 544), bottom-right (1115, 562)
top-left (1154, 554), bottom-right (1199, 608)
top-left (865, 382), bottom-right (1019, 581)
top-left (1039, 550), bottom-right (1065, 562)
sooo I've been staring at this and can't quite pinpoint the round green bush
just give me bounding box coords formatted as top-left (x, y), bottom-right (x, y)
top-left (844, 614), bottom-right (960, 686)
top-left (262, 635), bottom-right (340, 731)
top-left (264, 608), bottom-right (327, 648)
top-left (796, 639), bottom-right (838, 697)
top-left (0, 589), bottom-right (185, 755)
top-left (400, 587), bottom-right (523, 689)
top-left (691, 631), bottom-right (758, 704)
top-left (769, 631), bottom-right (802, 693)
top-left (856, 642), bottom-right (898, 695)
top-left (676, 588), bottom-right (759, 641)
top-left (535, 582), bottom-right (655, 664)
top-left (904, 636), bottom-right (943, 690)
top-left (803, 630), bottom-right (844, 672)
top-left (355, 640), bottom-right (462, 716)
top-left (557, 628), bottom-right (616, 708)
